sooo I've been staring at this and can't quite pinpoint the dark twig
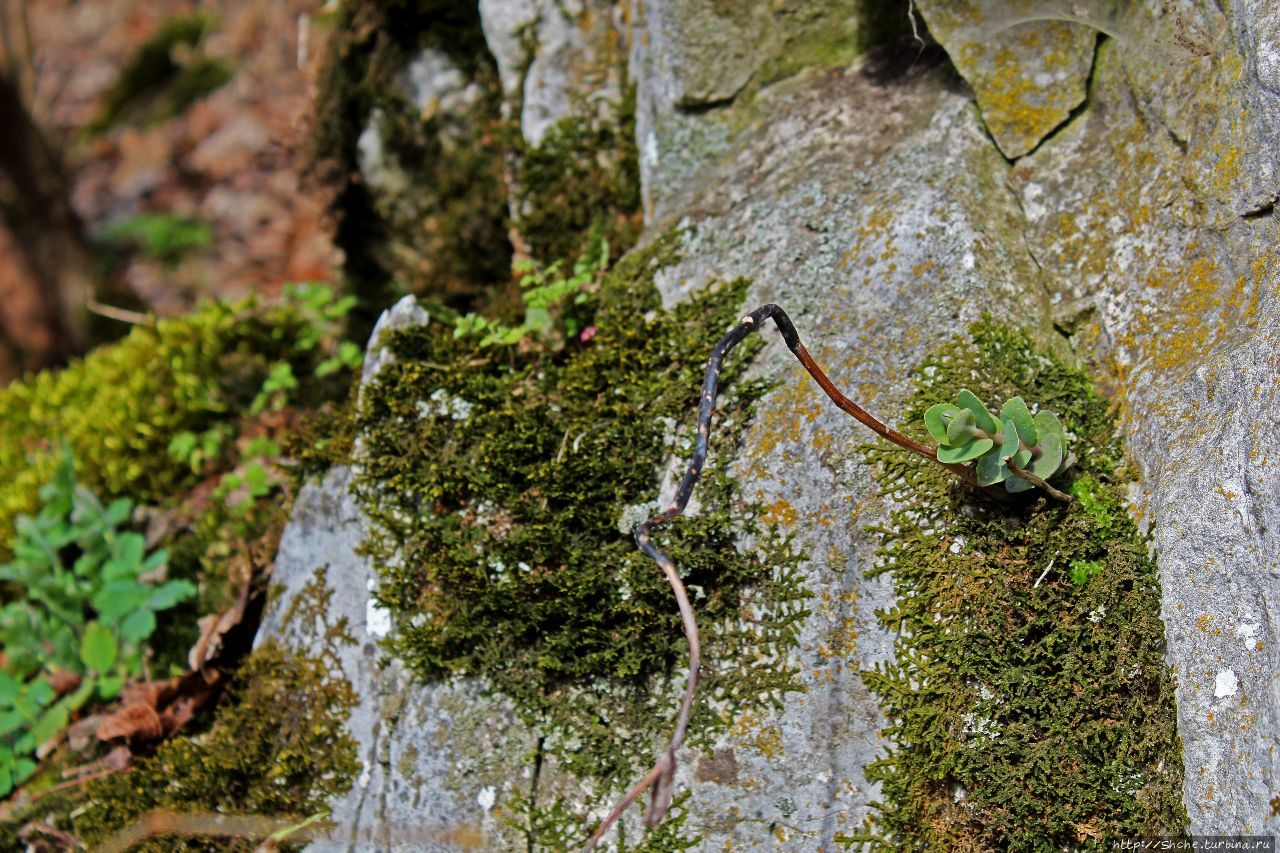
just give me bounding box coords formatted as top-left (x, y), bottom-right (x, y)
top-left (587, 304), bottom-right (991, 848)
top-left (1007, 459), bottom-right (1073, 502)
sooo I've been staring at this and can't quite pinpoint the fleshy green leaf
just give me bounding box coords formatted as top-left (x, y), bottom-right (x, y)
top-left (937, 438), bottom-right (993, 463)
top-left (1030, 432), bottom-right (1064, 479)
top-left (924, 404), bottom-right (960, 445)
top-left (1033, 410), bottom-right (1066, 445)
top-left (946, 409), bottom-right (977, 445)
top-left (80, 621), bottom-right (118, 673)
top-left (999, 418), bottom-right (1020, 461)
top-left (956, 389), bottom-right (1000, 434)
top-left (1005, 475), bottom-right (1034, 493)
top-left (1000, 397), bottom-right (1038, 446)
top-left (977, 450), bottom-right (1012, 486)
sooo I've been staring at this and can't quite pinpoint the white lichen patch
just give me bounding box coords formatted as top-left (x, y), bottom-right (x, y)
top-left (366, 577), bottom-right (392, 638)
top-left (418, 387), bottom-right (475, 421)
top-left (477, 785), bottom-right (497, 810)
top-left (1213, 669), bottom-right (1239, 699)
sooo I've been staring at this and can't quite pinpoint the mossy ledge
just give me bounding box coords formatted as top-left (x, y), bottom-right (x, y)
top-left (0, 299), bottom-right (331, 561)
top-left (11, 642), bottom-right (360, 852)
top-left (353, 230), bottom-right (808, 807)
top-left (849, 320), bottom-right (1187, 849)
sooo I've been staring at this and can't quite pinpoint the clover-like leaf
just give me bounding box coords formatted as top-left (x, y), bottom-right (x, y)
top-left (31, 700), bottom-right (69, 746)
top-left (938, 437), bottom-right (994, 463)
top-left (1000, 397), bottom-right (1038, 446)
top-left (956, 389), bottom-right (1000, 435)
top-left (120, 609), bottom-right (157, 647)
top-left (946, 408), bottom-right (978, 445)
top-left (924, 404), bottom-right (960, 445)
top-left (80, 621), bottom-right (118, 673)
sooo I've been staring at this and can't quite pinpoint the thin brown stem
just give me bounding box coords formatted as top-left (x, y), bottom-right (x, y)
top-left (86, 297), bottom-right (152, 326)
top-left (1007, 460), bottom-right (1073, 502)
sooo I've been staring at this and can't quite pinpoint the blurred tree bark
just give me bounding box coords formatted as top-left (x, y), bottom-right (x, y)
top-left (0, 2), bottom-right (94, 376)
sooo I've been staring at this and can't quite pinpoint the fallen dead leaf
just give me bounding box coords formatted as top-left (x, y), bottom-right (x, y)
top-left (96, 702), bottom-right (164, 742)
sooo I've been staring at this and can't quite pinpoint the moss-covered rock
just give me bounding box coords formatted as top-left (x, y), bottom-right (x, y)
top-left (0, 300), bottom-right (324, 559)
top-left (853, 319), bottom-right (1186, 848)
top-left (73, 641), bottom-right (359, 850)
top-left (354, 232), bottom-right (807, 786)
top-left (512, 87), bottom-right (642, 267)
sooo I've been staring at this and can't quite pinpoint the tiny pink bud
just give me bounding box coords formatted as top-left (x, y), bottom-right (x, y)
top-left (580, 326), bottom-right (598, 342)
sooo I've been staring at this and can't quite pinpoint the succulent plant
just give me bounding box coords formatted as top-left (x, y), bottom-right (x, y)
top-left (924, 389), bottom-right (1075, 494)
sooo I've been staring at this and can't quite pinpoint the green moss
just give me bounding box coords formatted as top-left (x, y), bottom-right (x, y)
top-left (0, 300), bottom-right (323, 560)
top-left (283, 394), bottom-right (360, 481)
top-left (73, 641), bottom-right (359, 851)
top-left (355, 229), bottom-right (807, 792)
top-left (311, 0), bottom-right (511, 328)
top-left (849, 320), bottom-right (1187, 849)
top-left (513, 87), bottom-right (642, 266)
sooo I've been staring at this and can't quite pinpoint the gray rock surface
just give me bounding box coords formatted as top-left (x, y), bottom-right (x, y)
top-left (479, 0), bottom-right (628, 146)
top-left (267, 0), bottom-right (1280, 844)
top-left (635, 62), bottom-right (1063, 847)
top-left (629, 0), bottom-right (884, 221)
top-left (356, 50), bottom-right (484, 211)
top-left (914, 0), bottom-right (1100, 158)
top-left (261, 465), bottom-right (539, 851)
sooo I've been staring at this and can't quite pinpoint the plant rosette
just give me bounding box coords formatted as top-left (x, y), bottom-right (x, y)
top-left (925, 389), bottom-right (1075, 493)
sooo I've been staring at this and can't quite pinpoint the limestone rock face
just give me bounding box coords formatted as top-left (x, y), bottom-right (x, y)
top-left (914, 0), bottom-right (1100, 158)
top-left (905, 0), bottom-right (1280, 833)
top-left (629, 0), bottom-right (884, 221)
top-left (1002, 1), bottom-right (1280, 832)
top-left (479, 0), bottom-right (629, 146)
top-left (272, 0), bottom-right (1280, 845)
top-left (261, 466), bottom-right (538, 851)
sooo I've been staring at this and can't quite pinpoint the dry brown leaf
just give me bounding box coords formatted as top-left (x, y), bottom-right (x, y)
top-left (189, 576), bottom-right (252, 672)
top-left (96, 703), bottom-right (164, 742)
top-left (45, 669), bottom-right (81, 697)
